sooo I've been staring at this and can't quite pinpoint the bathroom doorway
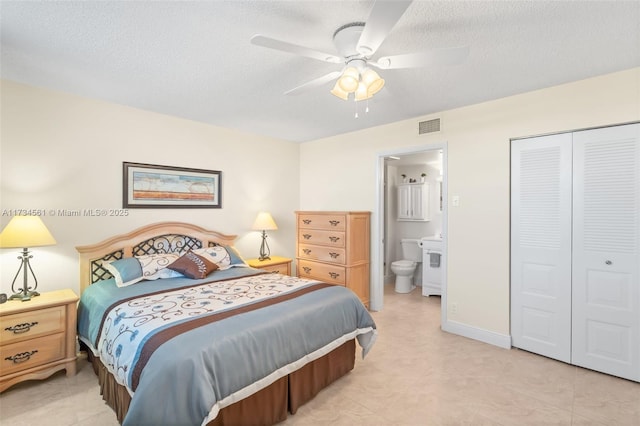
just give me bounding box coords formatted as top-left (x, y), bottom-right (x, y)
top-left (372, 144), bottom-right (448, 327)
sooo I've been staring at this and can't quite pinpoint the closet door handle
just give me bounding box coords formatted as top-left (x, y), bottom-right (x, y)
top-left (605, 260), bottom-right (612, 265)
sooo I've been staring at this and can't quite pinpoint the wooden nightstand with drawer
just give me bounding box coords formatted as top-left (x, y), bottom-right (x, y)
top-left (0, 289), bottom-right (78, 392)
top-left (246, 256), bottom-right (292, 276)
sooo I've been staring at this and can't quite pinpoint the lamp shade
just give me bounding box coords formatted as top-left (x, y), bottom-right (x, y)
top-left (337, 67), bottom-right (359, 93)
top-left (355, 81), bottom-right (373, 101)
top-left (330, 81), bottom-right (350, 100)
top-left (252, 212), bottom-right (278, 231)
top-left (361, 68), bottom-right (385, 95)
top-left (0, 216), bottom-right (57, 248)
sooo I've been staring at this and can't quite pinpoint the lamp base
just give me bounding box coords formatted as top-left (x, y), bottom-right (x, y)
top-left (258, 230), bottom-right (271, 262)
top-left (9, 290), bottom-right (39, 302)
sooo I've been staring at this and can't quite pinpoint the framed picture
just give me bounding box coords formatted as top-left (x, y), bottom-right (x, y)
top-left (123, 162), bottom-right (221, 208)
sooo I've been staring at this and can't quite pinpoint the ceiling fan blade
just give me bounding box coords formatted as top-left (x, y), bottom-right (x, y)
top-left (284, 71), bottom-right (342, 95)
top-left (356, 0), bottom-right (413, 56)
top-left (251, 34), bottom-right (341, 64)
top-left (373, 46), bottom-right (470, 69)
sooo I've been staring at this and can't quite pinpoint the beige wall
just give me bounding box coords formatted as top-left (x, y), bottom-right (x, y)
top-left (0, 80), bottom-right (300, 296)
top-left (300, 68), bottom-right (640, 337)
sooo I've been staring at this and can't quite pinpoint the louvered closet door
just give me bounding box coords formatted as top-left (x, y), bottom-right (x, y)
top-left (572, 123), bottom-right (640, 382)
top-left (511, 134), bottom-right (573, 362)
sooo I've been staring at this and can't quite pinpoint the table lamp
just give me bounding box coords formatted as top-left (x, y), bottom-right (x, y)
top-left (251, 212), bottom-right (277, 261)
top-left (0, 216), bottom-right (57, 301)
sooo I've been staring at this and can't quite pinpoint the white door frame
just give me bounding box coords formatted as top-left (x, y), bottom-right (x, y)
top-left (372, 143), bottom-right (448, 324)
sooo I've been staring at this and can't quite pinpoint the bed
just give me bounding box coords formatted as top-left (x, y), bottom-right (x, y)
top-left (75, 222), bottom-right (377, 426)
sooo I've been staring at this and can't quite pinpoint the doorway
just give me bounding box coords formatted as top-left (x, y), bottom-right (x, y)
top-left (372, 144), bottom-right (448, 327)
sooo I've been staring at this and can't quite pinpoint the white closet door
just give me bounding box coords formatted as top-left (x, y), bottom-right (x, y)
top-left (572, 123), bottom-right (640, 382)
top-left (511, 134), bottom-right (573, 362)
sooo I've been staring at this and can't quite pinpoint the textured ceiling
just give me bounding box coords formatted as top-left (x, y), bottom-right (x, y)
top-left (1, 1), bottom-right (639, 143)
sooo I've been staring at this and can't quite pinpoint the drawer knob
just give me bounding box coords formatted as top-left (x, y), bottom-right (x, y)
top-left (303, 249), bottom-right (312, 255)
top-left (5, 350), bottom-right (38, 364)
top-left (329, 252), bottom-right (340, 259)
top-left (302, 267), bottom-right (312, 274)
top-left (5, 321), bottom-right (38, 334)
top-left (328, 236), bottom-right (340, 243)
top-left (329, 272), bottom-right (340, 279)
top-left (302, 219), bottom-right (312, 225)
top-left (605, 260), bottom-right (612, 265)
top-left (328, 220), bottom-right (340, 227)
top-left (303, 234), bottom-right (312, 240)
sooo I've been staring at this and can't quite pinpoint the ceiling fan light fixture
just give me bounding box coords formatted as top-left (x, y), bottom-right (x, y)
top-left (338, 67), bottom-right (359, 92)
top-left (330, 81), bottom-right (350, 100)
top-left (361, 68), bottom-right (385, 95)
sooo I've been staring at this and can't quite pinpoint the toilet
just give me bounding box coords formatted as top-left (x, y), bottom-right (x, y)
top-left (390, 238), bottom-right (422, 293)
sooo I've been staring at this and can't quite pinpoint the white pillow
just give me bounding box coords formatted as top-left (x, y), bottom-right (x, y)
top-left (135, 253), bottom-right (184, 280)
top-left (193, 246), bottom-right (232, 270)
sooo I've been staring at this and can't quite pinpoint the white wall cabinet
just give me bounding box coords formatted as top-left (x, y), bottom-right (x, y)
top-left (397, 182), bottom-right (429, 221)
top-left (511, 123), bottom-right (639, 382)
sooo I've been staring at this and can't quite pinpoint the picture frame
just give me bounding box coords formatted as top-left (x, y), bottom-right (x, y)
top-left (123, 162), bottom-right (222, 208)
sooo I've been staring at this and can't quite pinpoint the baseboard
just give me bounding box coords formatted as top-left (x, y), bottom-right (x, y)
top-left (442, 319), bottom-right (512, 349)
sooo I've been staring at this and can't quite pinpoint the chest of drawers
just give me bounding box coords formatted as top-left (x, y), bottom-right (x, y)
top-left (0, 289), bottom-right (78, 392)
top-left (295, 211), bottom-right (370, 308)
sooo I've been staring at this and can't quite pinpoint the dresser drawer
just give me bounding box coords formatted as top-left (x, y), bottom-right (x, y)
top-left (298, 214), bottom-right (346, 231)
top-left (298, 259), bottom-right (346, 285)
top-left (298, 229), bottom-right (345, 248)
top-left (298, 244), bottom-right (346, 265)
top-left (0, 305), bottom-right (66, 345)
top-left (0, 333), bottom-right (65, 376)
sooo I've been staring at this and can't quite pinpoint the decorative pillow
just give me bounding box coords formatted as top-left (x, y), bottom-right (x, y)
top-left (225, 245), bottom-right (248, 267)
top-left (167, 251), bottom-right (218, 279)
top-left (135, 253), bottom-right (183, 280)
top-left (104, 258), bottom-right (143, 287)
top-left (193, 246), bottom-right (247, 270)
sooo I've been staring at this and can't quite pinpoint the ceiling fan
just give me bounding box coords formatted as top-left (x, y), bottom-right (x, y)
top-left (250, 0), bottom-right (469, 101)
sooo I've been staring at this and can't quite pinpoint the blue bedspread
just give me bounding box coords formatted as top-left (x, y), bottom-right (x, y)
top-left (77, 268), bottom-right (377, 426)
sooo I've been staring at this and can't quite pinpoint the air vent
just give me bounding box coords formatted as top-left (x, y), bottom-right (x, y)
top-left (418, 118), bottom-right (441, 135)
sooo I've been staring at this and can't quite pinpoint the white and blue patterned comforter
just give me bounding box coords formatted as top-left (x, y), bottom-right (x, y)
top-left (77, 267), bottom-right (377, 426)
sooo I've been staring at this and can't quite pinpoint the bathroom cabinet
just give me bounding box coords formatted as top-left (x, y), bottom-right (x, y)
top-left (397, 182), bottom-right (429, 221)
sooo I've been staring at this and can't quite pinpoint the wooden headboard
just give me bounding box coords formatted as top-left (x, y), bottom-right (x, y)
top-left (75, 222), bottom-right (237, 293)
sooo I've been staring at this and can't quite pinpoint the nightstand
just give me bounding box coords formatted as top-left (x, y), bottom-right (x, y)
top-left (246, 256), bottom-right (292, 276)
top-left (0, 289), bottom-right (78, 393)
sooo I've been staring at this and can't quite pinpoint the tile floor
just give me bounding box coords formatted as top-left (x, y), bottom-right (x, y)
top-left (1, 284), bottom-right (638, 425)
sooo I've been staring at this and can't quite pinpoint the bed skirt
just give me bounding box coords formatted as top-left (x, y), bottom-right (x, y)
top-left (84, 339), bottom-right (356, 425)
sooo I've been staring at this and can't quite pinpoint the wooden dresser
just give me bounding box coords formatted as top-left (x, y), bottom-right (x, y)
top-left (0, 289), bottom-right (78, 392)
top-left (295, 211), bottom-right (370, 308)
